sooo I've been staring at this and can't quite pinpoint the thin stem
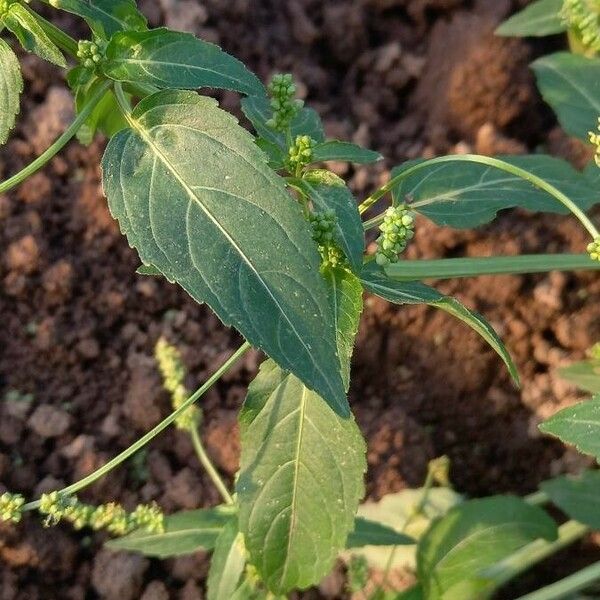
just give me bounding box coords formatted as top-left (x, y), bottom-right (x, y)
top-left (0, 80), bottom-right (112, 194)
top-left (31, 10), bottom-right (79, 58)
top-left (190, 426), bottom-right (234, 506)
top-left (384, 254), bottom-right (600, 281)
top-left (514, 559), bottom-right (600, 600)
top-left (22, 342), bottom-right (251, 511)
top-left (114, 82), bottom-right (135, 124)
top-left (359, 154), bottom-right (600, 240)
top-left (485, 521), bottom-right (589, 588)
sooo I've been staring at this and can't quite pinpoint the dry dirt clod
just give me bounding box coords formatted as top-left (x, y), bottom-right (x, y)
top-left (28, 405), bottom-right (71, 438)
top-left (92, 549), bottom-right (149, 600)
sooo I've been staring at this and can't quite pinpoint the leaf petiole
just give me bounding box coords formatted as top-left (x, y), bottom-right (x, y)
top-left (0, 79), bottom-right (112, 194)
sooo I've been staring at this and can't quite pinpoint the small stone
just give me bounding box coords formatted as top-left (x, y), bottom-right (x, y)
top-left (28, 405), bottom-right (71, 438)
top-left (140, 581), bottom-right (169, 600)
top-left (6, 235), bottom-right (40, 274)
top-left (92, 549), bottom-right (149, 600)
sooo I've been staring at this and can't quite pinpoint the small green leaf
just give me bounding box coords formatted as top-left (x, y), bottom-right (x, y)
top-left (103, 28), bottom-right (264, 96)
top-left (136, 264), bottom-right (162, 277)
top-left (48, 0), bottom-right (147, 39)
top-left (361, 263), bottom-right (519, 385)
top-left (207, 519), bottom-right (246, 600)
top-left (102, 90), bottom-right (346, 413)
top-left (496, 0), bottom-right (565, 37)
top-left (312, 141), bottom-right (383, 164)
top-left (346, 517), bottom-right (415, 549)
top-left (391, 155), bottom-right (599, 228)
top-left (541, 470), bottom-right (600, 529)
top-left (106, 506), bottom-right (234, 557)
top-left (559, 360), bottom-right (600, 394)
top-left (540, 396), bottom-right (600, 460)
top-left (237, 360), bottom-right (366, 594)
top-left (345, 488), bottom-right (463, 570)
top-left (0, 37), bottom-right (23, 145)
top-left (328, 268), bottom-right (363, 390)
top-left (532, 53), bottom-right (600, 141)
top-left (300, 178), bottom-right (365, 272)
top-left (417, 496), bottom-right (558, 600)
top-left (3, 4), bottom-right (66, 67)
top-left (242, 94), bottom-right (325, 152)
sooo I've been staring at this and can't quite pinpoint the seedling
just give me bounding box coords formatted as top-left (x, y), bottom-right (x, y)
top-left (1, 1), bottom-right (600, 597)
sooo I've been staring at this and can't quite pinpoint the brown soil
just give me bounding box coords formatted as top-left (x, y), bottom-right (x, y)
top-left (1, 1), bottom-right (599, 598)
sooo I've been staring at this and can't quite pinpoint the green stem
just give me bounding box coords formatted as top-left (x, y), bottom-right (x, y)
top-left (359, 154), bottom-right (600, 240)
top-left (384, 254), bottom-right (600, 281)
top-left (31, 10), bottom-right (79, 58)
top-left (190, 426), bottom-right (234, 506)
top-left (22, 342), bottom-right (251, 511)
top-left (515, 559), bottom-right (600, 600)
top-left (485, 521), bottom-right (589, 589)
top-left (0, 80), bottom-right (111, 194)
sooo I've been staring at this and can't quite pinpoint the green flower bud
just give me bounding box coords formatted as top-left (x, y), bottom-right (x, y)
top-left (266, 73), bottom-right (303, 132)
top-left (375, 204), bottom-right (415, 265)
top-left (0, 492), bottom-right (25, 523)
top-left (590, 117), bottom-right (600, 167)
top-left (587, 237), bottom-right (600, 261)
top-left (561, 0), bottom-right (600, 52)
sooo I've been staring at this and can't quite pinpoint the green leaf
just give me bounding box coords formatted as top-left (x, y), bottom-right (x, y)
top-left (327, 268), bottom-right (363, 390)
top-left (541, 470), bottom-right (600, 529)
top-left (103, 28), bottom-right (263, 96)
top-left (136, 264), bottom-right (162, 277)
top-left (102, 90), bottom-right (346, 413)
top-left (496, 0), bottom-right (565, 37)
top-left (237, 360), bottom-right (366, 594)
top-left (361, 263), bottom-right (519, 385)
top-left (241, 94), bottom-right (325, 153)
top-left (312, 141), bottom-right (383, 164)
top-left (346, 517), bottom-right (415, 549)
top-left (560, 360), bottom-right (600, 394)
top-left (532, 53), bottom-right (600, 141)
top-left (48, 0), bottom-right (147, 39)
top-left (391, 155), bottom-right (599, 228)
top-left (206, 519), bottom-right (246, 600)
top-left (344, 488), bottom-right (463, 570)
top-left (3, 4), bottom-right (65, 67)
top-left (0, 38), bottom-right (23, 145)
top-left (539, 396), bottom-right (600, 460)
top-left (417, 496), bottom-right (558, 600)
top-left (106, 506), bottom-right (234, 557)
top-left (300, 177), bottom-right (365, 272)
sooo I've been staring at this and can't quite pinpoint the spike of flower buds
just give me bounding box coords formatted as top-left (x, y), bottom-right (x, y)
top-left (286, 135), bottom-right (314, 174)
top-left (266, 73), bottom-right (304, 132)
top-left (375, 205), bottom-right (415, 266)
top-left (589, 117), bottom-right (600, 167)
top-left (561, 0), bottom-right (600, 52)
top-left (76, 39), bottom-right (105, 70)
top-left (587, 237), bottom-right (600, 261)
top-left (0, 492), bottom-right (25, 523)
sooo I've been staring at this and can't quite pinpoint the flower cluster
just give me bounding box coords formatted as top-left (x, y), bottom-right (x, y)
top-left (375, 205), bottom-right (415, 266)
top-left (76, 40), bottom-right (104, 70)
top-left (39, 492), bottom-right (164, 536)
top-left (587, 237), bottom-right (600, 261)
top-left (155, 337), bottom-right (200, 430)
top-left (309, 210), bottom-right (346, 269)
top-left (0, 492), bottom-right (25, 523)
top-left (266, 74), bottom-right (304, 132)
top-left (286, 135), bottom-right (314, 174)
top-left (561, 0), bottom-right (600, 52)
top-left (589, 117), bottom-right (600, 167)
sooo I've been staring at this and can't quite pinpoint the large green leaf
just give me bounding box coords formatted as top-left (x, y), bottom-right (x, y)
top-left (106, 506), bottom-right (234, 557)
top-left (390, 155), bottom-right (599, 228)
top-left (360, 263), bottom-right (519, 385)
top-left (102, 90), bottom-right (346, 412)
top-left (300, 176), bottom-right (365, 272)
top-left (237, 360), bottom-right (366, 594)
top-left (103, 28), bottom-right (263, 96)
top-left (344, 488), bottom-right (463, 570)
top-left (206, 519), bottom-right (246, 600)
top-left (417, 496), bottom-right (558, 600)
top-left (312, 140), bottom-right (382, 164)
top-left (559, 359), bottom-right (600, 394)
top-left (327, 268), bottom-right (363, 390)
top-left (496, 0), bottom-right (565, 37)
top-left (541, 471), bottom-right (600, 529)
top-left (346, 517), bottom-right (415, 549)
top-left (48, 0), bottom-right (147, 38)
top-left (539, 396), bottom-right (600, 460)
top-left (532, 53), bottom-right (600, 141)
top-left (241, 94), bottom-right (325, 153)
top-left (0, 37), bottom-right (23, 145)
top-left (3, 4), bottom-right (65, 67)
